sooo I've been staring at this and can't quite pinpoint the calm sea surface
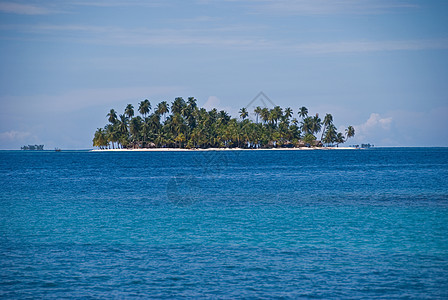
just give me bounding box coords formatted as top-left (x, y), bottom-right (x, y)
top-left (1, 148), bottom-right (448, 298)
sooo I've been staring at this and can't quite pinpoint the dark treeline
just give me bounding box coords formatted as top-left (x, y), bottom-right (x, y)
top-left (93, 97), bottom-right (355, 149)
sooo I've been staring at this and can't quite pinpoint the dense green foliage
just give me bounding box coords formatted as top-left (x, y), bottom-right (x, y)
top-left (93, 97), bottom-right (354, 149)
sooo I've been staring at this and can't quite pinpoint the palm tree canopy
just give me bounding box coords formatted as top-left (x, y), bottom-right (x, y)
top-left (271, 106), bottom-right (283, 124)
top-left (138, 99), bottom-right (151, 117)
top-left (129, 116), bottom-right (143, 141)
top-left (93, 128), bottom-right (108, 148)
top-left (187, 97), bottom-right (197, 109)
top-left (171, 97), bottom-right (186, 115)
top-left (300, 117), bottom-right (313, 135)
top-left (260, 107), bottom-right (270, 124)
top-left (239, 107), bottom-right (248, 120)
top-left (254, 106), bottom-right (262, 123)
top-left (336, 132), bottom-right (345, 145)
top-left (320, 113), bottom-right (333, 141)
top-left (284, 107), bottom-right (293, 120)
top-left (118, 115), bottom-right (128, 134)
top-left (311, 115), bottom-right (322, 135)
top-left (346, 126), bottom-right (355, 138)
top-left (156, 101), bottom-right (169, 115)
top-left (125, 104), bottom-right (134, 119)
top-left (323, 123), bottom-right (337, 145)
top-left (107, 109), bottom-right (118, 124)
top-left (298, 106), bottom-right (308, 119)
top-left (323, 113), bottom-right (333, 126)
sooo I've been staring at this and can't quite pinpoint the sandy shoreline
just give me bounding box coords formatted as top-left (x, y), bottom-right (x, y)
top-left (91, 147), bottom-right (357, 152)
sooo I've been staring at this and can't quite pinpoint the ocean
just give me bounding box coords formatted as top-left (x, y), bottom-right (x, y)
top-left (1, 148), bottom-right (448, 298)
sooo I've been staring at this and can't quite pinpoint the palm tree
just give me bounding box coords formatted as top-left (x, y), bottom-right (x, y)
top-left (345, 126), bottom-right (355, 140)
top-left (187, 97), bottom-right (197, 110)
top-left (267, 109), bottom-right (275, 126)
top-left (105, 124), bottom-right (118, 149)
top-left (323, 124), bottom-right (337, 146)
top-left (278, 120), bottom-right (289, 144)
top-left (149, 113), bottom-right (161, 133)
top-left (271, 106), bottom-right (283, 125)
top-left (171, 113), bottom-right (187, 147)
top-left (239, 107), bottom-right (248, 120)
top-left (254, 106), bottom-right (262, 124)
top-left (289, 123), bottom-right (301, 141)
top-left (311, 114), bottom-right (322, 136)
top-left (260, 107), bottom-right (269, 124)
top-left (218, 110), bottom-right (230, 125)
top-left (284, 107), bottom-right (293, 121)
top-left (129, 116), bottom-right (143, 145)
top-left (321, 113), bottom-right (333, 141)
top-left (156, 101), bottom-right (169, 115)
top-left (171, 97), bottom-right (186, 115)
top-left (156, 101), bottom-right (170, 123)
top-left (138, 99), bottom-right (151, 117)
top-left (118, 114), bottom-right (128, 134)
top-left (107, 109), bottom-right (117, 124)
top-left (93, 128), bottom-right (108, 149)
top-left (298, 106), bottom-right (308, 120)
top-left (141, 117), bottom-right (151, 144)
top-left (302, 133), bottom-right (316, 146)
top-left (301, 116), bottom-right (313, 135)
top-left (335, 132), bottom-right (345, 147)
top-left (117, 114), bottom-right (129, 147)
top-left (125, 104), bottom-right (134, 120)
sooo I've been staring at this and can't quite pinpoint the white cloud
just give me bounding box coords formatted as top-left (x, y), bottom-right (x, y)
top-left (348, 107), bottom-right (448, 146)
top-left (202, 96), bottom-right (238, 117)
top-left (362, 113), bottom-right (392, 130)
top-left (350, 113), bottom-right (392, 143)
top-left (203, 96), bottom-right (221, 111)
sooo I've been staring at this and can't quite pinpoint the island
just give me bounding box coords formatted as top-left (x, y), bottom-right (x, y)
top-left (21, 145), bottom-right (44, 151)
top-left (93, 97), bottom-right (355, 150)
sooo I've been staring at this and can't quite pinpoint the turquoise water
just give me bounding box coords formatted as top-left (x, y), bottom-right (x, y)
top-left (1, 148), bottom-right (448, 298)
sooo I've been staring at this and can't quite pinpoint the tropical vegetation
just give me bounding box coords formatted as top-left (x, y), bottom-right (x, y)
top-left (93, 97), bottom-right (355, 149)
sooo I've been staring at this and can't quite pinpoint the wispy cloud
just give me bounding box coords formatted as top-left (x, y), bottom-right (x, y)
top-left (0, 130), bottom-right (31, 140)
top-left (1, 0), bottom-right (416, 16)
top-left (4, 23), bottom-right (447, 54)
top-left (288, 39), bottom-right (448, 54)
top-left (1, 23), bottom-right (270, 48)
top-left (0, 2), bottom-right (52, 15)
top-left (0, 0), bottom-right (164, 16)
top-left (67, 0), bottom-right (165, 8)
top-left (240, 0), bottom-right (418, 15)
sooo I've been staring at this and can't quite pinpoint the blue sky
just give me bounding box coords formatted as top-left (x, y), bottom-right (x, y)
top-left (1, 0), bottom-right (447, 149)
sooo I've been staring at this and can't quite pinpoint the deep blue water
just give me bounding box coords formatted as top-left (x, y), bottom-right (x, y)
top-left (1, 148), bottom-right (448, 298)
